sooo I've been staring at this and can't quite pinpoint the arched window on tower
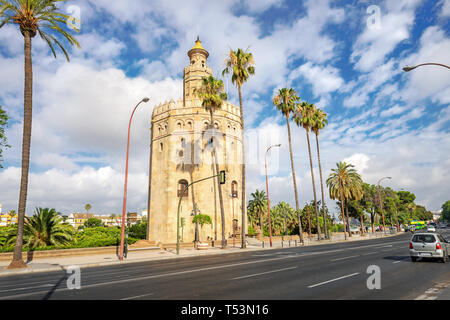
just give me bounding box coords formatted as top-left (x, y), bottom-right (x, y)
top-left (178, 180), bottom-right (189, 197)
top-left (231, 181), bottom-right (238, 198)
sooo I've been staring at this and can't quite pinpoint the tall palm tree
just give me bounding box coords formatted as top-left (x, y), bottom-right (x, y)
top-left (326, 162), bottom-right (363, 240)
top-left (85, 203), bottom-right (92, 213)
top-left (7, 207), bottom-right (75, 248)
top-left (293, 101), bottom-right (321, 240)
top-left (194, 75), bottom-right (228, 248)
top-left (247, 189), bottom-right (267, 235)
top-left (311, 108), bottom-right (328, 238)
top-left (273, 88), bottom-right (303, 243)
top-left (1, 0), bottom-right (80, 269)
top-left (222, 48), bottom-right (255, 249)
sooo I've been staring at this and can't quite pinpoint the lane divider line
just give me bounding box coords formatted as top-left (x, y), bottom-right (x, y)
top-left (308, 273), bottom-right (360, 288)
top-left (231, 267), bottom-right (298, 280)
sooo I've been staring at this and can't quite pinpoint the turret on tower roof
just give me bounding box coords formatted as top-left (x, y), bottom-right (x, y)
top-left (188, 36), bottom-right (209, 60)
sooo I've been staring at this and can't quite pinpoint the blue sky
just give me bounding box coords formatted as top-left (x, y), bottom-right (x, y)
top-left (0, 0), bottom-right (449, 216)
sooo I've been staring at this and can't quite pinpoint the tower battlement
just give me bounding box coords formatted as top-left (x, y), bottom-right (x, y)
top-left (152, 98), bottom-right (241, 118)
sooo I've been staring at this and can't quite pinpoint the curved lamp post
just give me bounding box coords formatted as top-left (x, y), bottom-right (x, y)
top-left (119, 97), bottom-right (150, 261)
top-left (403, 63), bottom-right (450, 72)
top-left (265, 144), bottom-right (281, 248)
top-left (377, 176), bottom-right (391, 236)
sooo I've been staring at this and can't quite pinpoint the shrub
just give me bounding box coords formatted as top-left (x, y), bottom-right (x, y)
top-left (247, 225), bottom-right (255, 236)
top-left (129, 222), bottom-right (147, 240)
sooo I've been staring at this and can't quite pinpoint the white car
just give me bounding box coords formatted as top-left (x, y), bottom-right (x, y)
top-left (427, 226), bottom-right (436, 232)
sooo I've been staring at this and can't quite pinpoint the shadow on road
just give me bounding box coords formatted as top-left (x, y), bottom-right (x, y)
top-left (42, 273), bottom-right (67, 300)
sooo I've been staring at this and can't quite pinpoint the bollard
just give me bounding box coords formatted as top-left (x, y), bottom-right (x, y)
top-left (281, 241), bottom-right (283, 248)
top-left (295, 240), bottom-right (297, 246)
top-left (289, 240), bottom-right (291, 247)
top-left (262, 241), bottom-right (264, 248)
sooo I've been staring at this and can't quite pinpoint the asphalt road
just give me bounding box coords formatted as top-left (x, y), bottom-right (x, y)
top-left (1, 229), bottom-right (450, 300)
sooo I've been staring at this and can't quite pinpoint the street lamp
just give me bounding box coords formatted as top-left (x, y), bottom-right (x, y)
top-left (403, 63), bottom-right (450, 72)
top-left (265, 144), bottom-right (281, 248)
top-left (119, 97), bottom-right (150, 261)
top-left (377, 176), bottom-right (391, 236)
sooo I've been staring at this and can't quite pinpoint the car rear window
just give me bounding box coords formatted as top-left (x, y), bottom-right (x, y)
top-left (412, 234), bottom-right (436, 243)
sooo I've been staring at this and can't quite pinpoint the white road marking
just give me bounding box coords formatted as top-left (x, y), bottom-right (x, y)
top-left (308, 273), bottom-right (360, 288)
top-left (120, 292), bottom-right (154, 300)
top-left (231, 267), bottom-right (298, 280)
top-left (393, 261), bottom-right (401, 264)
top-left (0, 283), bottom-right (53, 293)
top-left (330, 255), bottom-right (359, 262)
top-left (0, 254), bottom-right (300, 299)
top-left (362, 252), bottom-right (379, 255)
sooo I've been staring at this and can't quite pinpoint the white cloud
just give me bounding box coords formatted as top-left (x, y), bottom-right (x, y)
top-left (351, 0), bottom-right (421, 72)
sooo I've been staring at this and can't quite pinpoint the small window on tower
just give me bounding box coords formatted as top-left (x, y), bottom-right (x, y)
top-left (202, 61), bottom-right (205, 67)
top-left (178, 180), bottom-right (189, 197)
top-left (160, 142), bottom-right (163, 152)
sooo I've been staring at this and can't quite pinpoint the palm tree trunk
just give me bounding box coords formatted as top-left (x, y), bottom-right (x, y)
top-left (9, 32), bottom-right (33, 269)
top-left (340, 189), bottom-right (347, 241)
top-left (146, 121), bottom-right (154, 240)
top-left (371, 209), bottom-right (375, 233)
top-left (306, 130), bottom-right (321, 240)
top-left (360, 216), bottom-right (365, 235)
top-left (315, 133), bottom-right (328, 239)
top-left (286, 115), bottom-right (303, 243)
top-left (210, 109), bottom-right (226, 248)
top-left (345, 200), bottom-right (352, 237)
top-left (238, 86), bottom-right (246, 248)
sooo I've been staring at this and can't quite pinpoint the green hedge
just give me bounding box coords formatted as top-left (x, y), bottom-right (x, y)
top-left (0, 226), bottom-right (138, 253)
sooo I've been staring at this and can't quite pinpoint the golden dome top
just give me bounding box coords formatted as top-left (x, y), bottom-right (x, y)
top-left (192, 36), bottom-right (205, 50)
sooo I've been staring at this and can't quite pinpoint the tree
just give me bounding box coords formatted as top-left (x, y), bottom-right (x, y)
top-left (6, 208), bottom-right (75, 249)
top-left (84, 218), bottom-right (103, 228)
top-left (442, 201), bottom-right (450, 222)
top-left (326, 162), bottom-right (363, 240)
top-left (270, 202), bottom-right (297, 236)
top-left (194, 75), bottom-right (228, 248)
top-left (222, 48), bottom-right (255, 249)
top-left (85, 204), bottom-right (92, 213)
top-left (0, 106), bottom-right (10, 168)
top-left (247, 190), bottom-right (267, 235)
top-left (360, 183), bottom-right (378, 233)
top-left (192, 214), bottom-right (212, 242)
top-left (9, 209), bottom-right (16, 217)
top-left (293, 101), bottom-right (321, 240)
top-left (311, 108), bottom-right (329, 238)
top-left (273, 88), bottom-right (303, 243)
top-left (1, 0), bottom-right (80, 269)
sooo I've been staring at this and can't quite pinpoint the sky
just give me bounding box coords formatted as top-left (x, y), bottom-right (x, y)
top-left (0, 0), bottom-right (449, 218)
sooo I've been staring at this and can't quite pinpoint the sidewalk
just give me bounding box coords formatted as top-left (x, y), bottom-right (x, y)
top-left (0, 231), bottom-right (403, 277)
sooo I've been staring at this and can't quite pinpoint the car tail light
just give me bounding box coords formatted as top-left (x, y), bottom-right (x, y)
top-left (436, 243), bottom-right (442, 250)
top-left (409, 242), bottom-right (413, 249)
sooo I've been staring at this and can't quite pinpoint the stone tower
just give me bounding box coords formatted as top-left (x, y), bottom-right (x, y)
top-left (147, 38), bottom-right (246, 245)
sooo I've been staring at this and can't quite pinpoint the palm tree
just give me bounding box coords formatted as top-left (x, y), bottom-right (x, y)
top-left (247, 190), bottom-right (267, 236)
top-left (222, 48), bottom-right (255, 249)
top-left (1, 0), bottom-right (80, 269)
top-left (293, 101), bottom-right (321, 240)
top-left (85, 204), bottom-right (92, 213)
top-left (7, 207), bottom-right (75, 249)
top-left (194, 75), bottom-right (228, 248)
top-left (273, 88), bottom-right (303, 243)
top-left (326, 162), bottom-right (363, 240)
top-left (311, 108), bottom-right (329, 238)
